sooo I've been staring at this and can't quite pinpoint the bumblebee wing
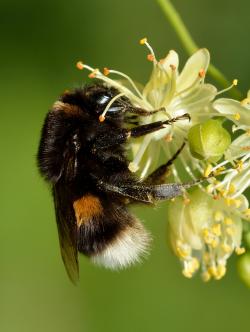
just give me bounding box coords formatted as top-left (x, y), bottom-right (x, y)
top-left (53, 184), bottom-right (79, 284)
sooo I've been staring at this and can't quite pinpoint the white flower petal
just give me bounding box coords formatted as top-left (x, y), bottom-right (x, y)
top-left (176, 49), bottom-right (210, 93)
top-left (160, 50), bottom-right (179, 76)
top-left (213, 98), bottom-right (250, 128)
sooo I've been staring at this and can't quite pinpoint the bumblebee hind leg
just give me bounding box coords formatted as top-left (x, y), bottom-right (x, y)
top-left (145, 142), bottom-right (185, 185)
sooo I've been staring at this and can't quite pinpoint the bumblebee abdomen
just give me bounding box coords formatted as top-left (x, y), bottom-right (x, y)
top-left (73, 194), bottom-right (151, 269)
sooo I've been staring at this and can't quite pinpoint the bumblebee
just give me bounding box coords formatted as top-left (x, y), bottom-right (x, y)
top-left (37, 83), bottom-right (193, 283)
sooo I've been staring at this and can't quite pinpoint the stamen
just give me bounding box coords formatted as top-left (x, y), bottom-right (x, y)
top-left (99, 92), bottom-right (125, 122)
top-left (88, 69), bottom-right (99, 79)
top-left (139, 37), bottom-right (157, 64)
top-left (216, 79), bottom-right (238, 96)
top-left (105, 69), bottom-right (144, 98)
top-left (76, 61), bottom-right (84, 70)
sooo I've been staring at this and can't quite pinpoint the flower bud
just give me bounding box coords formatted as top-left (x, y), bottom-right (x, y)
top-left (238, 254), bottom-right (250, 287)
top-left (188, 119), bottom-right (231, 162)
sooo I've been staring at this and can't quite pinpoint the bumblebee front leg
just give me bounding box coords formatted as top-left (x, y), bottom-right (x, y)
top-left (128, 113), bottom-right (190, 138)
top-left (94, 114), bottom-right (190, 149)
top-left (145, 142), bottom-right (185, 185)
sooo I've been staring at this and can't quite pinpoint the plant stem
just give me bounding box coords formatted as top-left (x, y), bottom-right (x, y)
top-left (156, 0), bottom-right (243, 100)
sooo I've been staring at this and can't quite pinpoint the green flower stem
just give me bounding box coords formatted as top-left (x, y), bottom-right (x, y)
top-left (156, 0), bottom-right (243, 100)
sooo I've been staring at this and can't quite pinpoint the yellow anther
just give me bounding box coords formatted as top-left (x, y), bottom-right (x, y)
top-left (191, 258), bottom-right (200, 271)
top-left (139, 37), bottom-right (147, 45)
top-left (103, 67), bottom-right (110, 76)
top-left (228, 183), bottom-right (236, 194)
top-left (246, 129), bottom-right (250, 136)
top-left (199, 68), bottom-right (206, 78)
top-left (204, 164), bottom-right (213, 177)
top-left (234, 199), bottom-right (242, 208)
top-left (208, 266), bottom-right (217, 277)
top-left (211, 239), bottom-right (219, 248)
top-left (202, 252), bottom-right (211, 264)
top-left (76, 61), bottom-right (84, 70)
top-left (221, 243), bottom-right (232, 253)
top-left (225, 198), bottom-right (234, 206)
top-left (214, 166), bottom-right (226, 176)
top-left (202, 271), bottom-right (211, 282)
top-left (226, 227), bottom-right (235, 236)
top-left (234, 113), bottom-right (241, 121)
top-left (224, 217), bottom-right (233, 225)
top-left (182, 268), bottom-right (193, 279)
top-left (235, 247), bottom-right (246, 255)
top-left (176, 246), bottom-right (191, 259)
top-left (215, 264), bottom-right (226, 280)
top-left (233, 79), bottom-right (238, 86)
top-left (214, 211), bottom-right (224, 222)
top-left (202, 228), bottom-right (209, 238)
top-left (212, 224), bottom-right (222, 237)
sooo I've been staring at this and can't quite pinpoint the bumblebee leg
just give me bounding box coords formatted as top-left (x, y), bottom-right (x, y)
top-left (93, 114), bottom-right (190, 149)
top-left (128, 113), bottom-right (190, 138)
top-left (94, 176), bottom-right (203, 204)
top-left (124, 107), bottom-right (165, 116)
top-left (145, 142), bottom-right (185, 185)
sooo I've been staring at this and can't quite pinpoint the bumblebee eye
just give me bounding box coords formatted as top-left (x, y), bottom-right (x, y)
top-left (97, 95), bottom-right (110, 105)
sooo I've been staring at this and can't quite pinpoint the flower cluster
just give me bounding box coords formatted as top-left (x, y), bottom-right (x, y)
top-left (76, 39), bottom-right (250, 281)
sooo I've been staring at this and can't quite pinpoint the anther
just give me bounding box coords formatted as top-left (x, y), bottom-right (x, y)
top-left (235, 247), bottom-right (246, 255)
top-left (199, 68), bottom-right (206, 78)
top-left (99, 115), bottom-right (105, 122)
top-left (103, 67), bottom-right (110, 76)
top-left (88, 69), bottom-right (98, 79)
top-left (164, 134), bottom-right (173, 142)
top-left (233, 79), bottom-right (238, 86)
top-left (147, 54), bottom-right (155, 62)
top-left (221, 243), bottom-right (231, 253)
top-left (170, 64), bottom-right (176, 70)
top-left (234, 113), bottom-right (241, 121)
top-left (76, 61), bottom-right (84, 70)
top-left (204, 164), bottom-right (213, 177)
top-left (139, 37), bottom-right (147, 45)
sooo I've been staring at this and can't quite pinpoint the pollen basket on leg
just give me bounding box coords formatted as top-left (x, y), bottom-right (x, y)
top-left (73, 194), bottom-right (103, 227)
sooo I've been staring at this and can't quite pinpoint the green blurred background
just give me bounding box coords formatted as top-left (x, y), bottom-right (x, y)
top-left (1, 1), bottom-right (250, 331)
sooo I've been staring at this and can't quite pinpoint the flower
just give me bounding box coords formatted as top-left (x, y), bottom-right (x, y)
top-left (168, 188), bottom-right (246, 280)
